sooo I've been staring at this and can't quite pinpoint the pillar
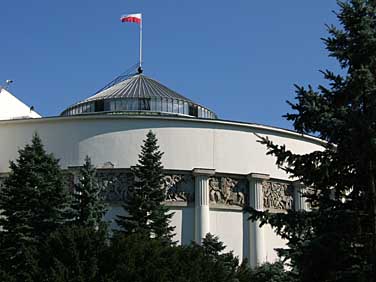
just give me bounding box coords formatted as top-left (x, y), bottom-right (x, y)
top-left (247, 173), bottom-right (269, 268)
top-left (293, 181), bottom-right (306, 211)
top-left (193, 168), bottom-right (215, 244)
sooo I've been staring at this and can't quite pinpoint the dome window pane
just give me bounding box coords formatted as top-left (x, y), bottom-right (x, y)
top-left (95, 100), bottom-right (104, 112)
top-left (162, 99), bottom-right (168, 112)
top-left (173, 100), bottom-right (179, 113)
top-left (139, 98), bottom-right (151, 110)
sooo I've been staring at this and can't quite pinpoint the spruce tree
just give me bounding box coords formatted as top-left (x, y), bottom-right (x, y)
top-left (116, 130), bottom-right (175, 243)
top-left (0, 133), bottom-right (70, 277)
top-left (249, 1), bottom-right (376, 281)
top-left (38, 225), bottom-right (108, 282)
top-left (247, 262), bottom-right (297, 282)
top-left (201, 233), bottom-right (240, 281)
top-left (71, 156), bottom-right (107, 229)
top-left (202, 233), bottom-right (227, 257)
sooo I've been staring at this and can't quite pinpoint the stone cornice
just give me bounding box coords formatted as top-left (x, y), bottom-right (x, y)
top-left (247, 173), bottom-right (270, 181)
top-left (192, 168), bottom-right (216, 176)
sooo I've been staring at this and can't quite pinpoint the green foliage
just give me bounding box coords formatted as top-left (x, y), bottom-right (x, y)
top-left (116, 130), bottom-right (175, 243)
top-left (249, 1), bottom-right (376, 281)
top-left (248, 262), bottom-right (298, 282)
top-left (102, 233), bottom-right (248, 282)
top-left (0, 270), bottom-right (16, 282)
top-left (71, 156), bottom-right (107, 228)
top-left (101, 233), bottom-right (175, 281)
top-left (0, 133), bottom-right (70, 278)
top-left (202, 233), bottom-right (227, 256)
top-left (38, 225), bottom-right (108, 282)
top-left (198, 233), bottom-right (240, 282)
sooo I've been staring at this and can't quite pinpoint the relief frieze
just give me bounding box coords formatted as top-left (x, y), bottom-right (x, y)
top-left (162, 174), bottom-right (194, 204)
top-left (209, 176), bottom-right (247, 207)
top-left (93, 170), bottom-right (194, 204)
top-left (262, 180), bottom-right (293, 210)
top-left (96, 170), bottom-right (132, 202)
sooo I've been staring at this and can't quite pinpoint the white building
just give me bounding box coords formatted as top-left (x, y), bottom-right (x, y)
top-left (0, 72), bottom-right (324, 266)
top-left (0, 87), bottom-right (40, 120)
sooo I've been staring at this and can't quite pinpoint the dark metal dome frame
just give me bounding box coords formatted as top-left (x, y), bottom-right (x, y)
top-left (61, 74), bottom-right (217, 119)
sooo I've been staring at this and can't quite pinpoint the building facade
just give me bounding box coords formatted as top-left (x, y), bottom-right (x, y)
top-left (0, 73), bottom-right (324, 266)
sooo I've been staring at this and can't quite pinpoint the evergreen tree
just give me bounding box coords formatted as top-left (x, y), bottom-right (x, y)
top-left (201, 233), bottom-right (240, 282)
top-left (71, 156), bottom-right (107, 228)
top-left (0, 133), bottom-right (70, 277)
top-left (101, 233), bottom-right (175, 282)
top-left (116, 130), bottom-right (175, 242)
top-left (38, 225), bottom-right (108, 282)
top-left (202, 233), bottom-right (226, 257)
top-left (102, 233), bottom-right (249, 282)
top-left (0, 270), bottom-right (16, 282)
top-left (249, 1), bottom-right (376, 281)
top-left (248, 262), bottom-right (298, 282)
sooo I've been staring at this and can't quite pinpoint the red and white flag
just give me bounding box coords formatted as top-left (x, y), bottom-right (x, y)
top-left (120, 13), bottom-right (142, 24)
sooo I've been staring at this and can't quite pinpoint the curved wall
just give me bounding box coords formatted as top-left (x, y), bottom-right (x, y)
top-left (0, 115), bottom-right (323, 177)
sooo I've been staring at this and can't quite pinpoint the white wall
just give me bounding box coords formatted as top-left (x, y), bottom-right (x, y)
top-left (263, 224), bottom-right (287, 263)
top-left (210, 209), bottom-right (244, 261)
top-left (0, 115), bottom-right (324, 177)
top-left (170, 207), bottom-right (195, 244)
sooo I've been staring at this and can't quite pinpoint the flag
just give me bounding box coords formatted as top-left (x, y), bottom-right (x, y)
top-left (120, 13), bottom-right (142, 24)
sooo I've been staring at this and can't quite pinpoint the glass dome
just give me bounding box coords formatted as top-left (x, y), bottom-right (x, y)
top-left (61, 74), bottom-right (217, 119)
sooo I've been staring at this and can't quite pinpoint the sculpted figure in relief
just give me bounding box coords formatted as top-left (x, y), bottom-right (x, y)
top-left (262, 180), bottom-right (293, 210)
top-left (209, 177), bottom-right (245, 207)
top-left (209, 177), bottom-right (221, 203)
top-left (162, 175), bottom-right (190, 202)
top-left (97, 172), bottom-right (130, 202)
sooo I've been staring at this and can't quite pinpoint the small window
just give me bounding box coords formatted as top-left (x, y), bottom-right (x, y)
top-left (139, 98), bottom-right (151, 110)
top-left (183, 102), bottom-right (189, 114)
top-left (189, 104), bottom-right (198, 117)
top-left (104, 100), bottom-right (111, 111)
top-left (162, 99), bottom-right (168, 112)
top-left (178, 100), bottom-right (184, 114)
top-left (173, 100), bottom-right (179, 113)
top-left (110, 100), bottom-right (116, 111)
top-left (95, 100), bottom-right (104, 112)
top-left (167, 99), bottom-right (173, 112)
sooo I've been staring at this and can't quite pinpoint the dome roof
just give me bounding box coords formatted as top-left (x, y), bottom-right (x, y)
top-left (61, 74), bottom-right (217, 119)
top-left (82, 74), bottom-right (194, 103)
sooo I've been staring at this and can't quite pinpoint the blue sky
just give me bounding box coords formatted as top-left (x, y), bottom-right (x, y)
top-left (0, 0), bottom-right (341, 129)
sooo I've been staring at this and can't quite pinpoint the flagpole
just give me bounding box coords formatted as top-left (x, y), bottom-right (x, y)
top-left (121, 13), bottom-right (143, 72)
top-left (139, 16), bottom-right (143, 70)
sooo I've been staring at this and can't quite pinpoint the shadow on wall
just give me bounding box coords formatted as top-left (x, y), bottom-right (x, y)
top-left (242, 211), bottom-right (250, 261)
top-left (180, 207), bottom-right (195, 244)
